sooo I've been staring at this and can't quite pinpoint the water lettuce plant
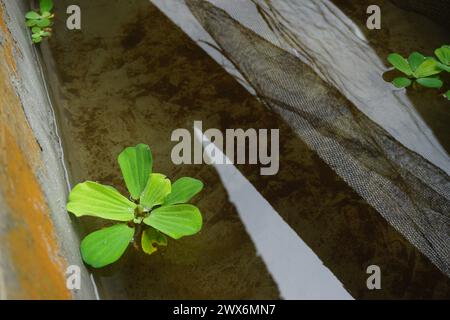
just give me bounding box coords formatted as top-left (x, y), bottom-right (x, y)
top-left (25, 0), bottom-right (54, 43)
top-left (435, 45), bottom-right (450, 73)
top-left (66, 144), bottom-right (204, 268)
top-left (388, 52), bottom-right (442, 89)
top-left (434, 45), bottom-right (450, 100)
top-left (31, 27), bottom-right (51, 44)
top-left (387, 45), bottom-right (450, 100)
top-left (445, 90), bottom-right (450, 100)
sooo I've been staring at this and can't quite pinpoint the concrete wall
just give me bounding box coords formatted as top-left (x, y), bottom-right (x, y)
top-left (0, 0), bottom-right (96, 299)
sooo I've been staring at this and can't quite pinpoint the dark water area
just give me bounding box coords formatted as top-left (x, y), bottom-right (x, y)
top-left (43, 0), bottom-right (450, 299)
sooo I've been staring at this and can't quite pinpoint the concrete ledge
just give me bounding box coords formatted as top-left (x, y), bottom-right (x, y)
top-left (0, 0), bottom-right (96, 299)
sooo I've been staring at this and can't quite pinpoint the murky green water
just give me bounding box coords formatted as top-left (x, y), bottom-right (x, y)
top-left (43, 0), bottom-right (450, 299)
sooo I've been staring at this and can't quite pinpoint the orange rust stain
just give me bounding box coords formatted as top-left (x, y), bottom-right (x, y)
top-left (0, 9), bottom-right (71, 299)
top-left (2, 128), bottom-right (71, 300)
top-left (0, 4), bottom-right (17, 73)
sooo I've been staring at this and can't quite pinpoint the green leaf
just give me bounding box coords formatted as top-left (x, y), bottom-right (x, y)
top-left (32, 33), bottom-right (41, 39)
top-left (140, 173), bottom-right (171, 209)
top-left (444, 90), bottom-right (450, 100)
top-left (41, 31), bottom-right (51, 37)
top-left (36, 18), bottom-right (51, 27)
top-left (414, 58), bottom-right (442, 78)
top-left (118, 144), bottom-right (153, 200)
top-left (67, 181), bottom-right (136, 221)
top-left (164, 177), bottom-right (204, 205)
top-left (143, 204), bottom-right (202, 239)
top-left (32, 36), bottom-right (42, 43)
top-left (392, 77), bottom-right (412, 88)
top-left (435, 45), bottom-right (450, 65)
top-left (437, 62), bottom-right (450, 72)
top-left (408, 52), bottom-right (426, 72)
top-left (26, 20), bottom-right (38, 27)
top-left (416, 77), bottom-right (443, 89)
top-left (388, 53), bottom-right (412, 76)
top-left (26, 11), bottom-right (41, 20)
top-left (81, 224), bottom-right (134, 268)
top-left (40, 0), bottom-right (54, 13)
top-left (41, 11), bottom-right (51, 18)
top-left (141, 227), bottom-right (167, 255)
top-left (31, 27), bottom-right (41, 33)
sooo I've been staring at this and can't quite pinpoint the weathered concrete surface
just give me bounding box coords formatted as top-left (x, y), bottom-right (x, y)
top-left (0, 0), bottom-right (96, 299)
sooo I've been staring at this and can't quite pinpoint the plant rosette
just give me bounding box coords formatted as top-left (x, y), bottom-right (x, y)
top-left (66, 144), bottom-right (204, 268)
top-left (434, 45), bottom-right (450, 73)
top-left (388, 52), bottom-right (444, 90)
top-left (31, 27), bottom-right (52, 44)
top-left (26, 0), bottom-right (54, 43)
top-left (444, 90), bottom-right (450, 100)
top-left (434, 45), bottom-right (450, 100)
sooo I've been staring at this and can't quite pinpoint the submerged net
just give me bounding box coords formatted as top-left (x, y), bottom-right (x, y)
top-left (185, 0), bottom-right (450, 277)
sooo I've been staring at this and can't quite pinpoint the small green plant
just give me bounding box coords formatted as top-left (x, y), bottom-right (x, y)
top-left (434, 45), bottom-right (450, 72)
top-left (434, 45), bottom-right (450, 100)
top-left (25, 0), bottom-right (54, 43)
top-left (388, 52), bottom-right (443, 89)
top-left (31, 27), bottom-right (52, 44)
top-left (445, 91), bottom-right (450, 100)
top-left (387, 45), bottom-right (450, 100)
top-left (66, 144), bottom-right (204, 268)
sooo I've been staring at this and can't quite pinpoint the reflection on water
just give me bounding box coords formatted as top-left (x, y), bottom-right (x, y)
top-left (184, 0), bottom-right (450, 280)
top-left (331, 0), bottom-right (450, 155)
top-left (196, 127), bottom-right (352, 299)
top-left (157, 0), bottom-right (450, 171)
top-left (42, 0), bottom-right (450, 299)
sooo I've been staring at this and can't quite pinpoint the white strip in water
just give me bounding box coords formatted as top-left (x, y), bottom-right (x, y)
top-left (194, 128), bottom-right (353, 300)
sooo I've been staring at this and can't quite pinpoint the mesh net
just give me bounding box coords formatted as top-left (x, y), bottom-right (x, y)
top-left (185, 0), bottom-right (450, 277)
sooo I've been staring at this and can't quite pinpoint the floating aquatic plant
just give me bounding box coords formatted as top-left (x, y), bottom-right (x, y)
top-left (388, 52), bottom-right (443, 89)
top-left (25, 0), bottom-right (54, 43)
top-left (434, 45), bottom-right (450, 100)
top-left (66, 144), bottom-right (204, 268)
top-left (387, 45), bottom-right (450, 100)
top-left (444, 91), bottom-right (450, 100)
top-left (434, 45), bottom-right (450, 73)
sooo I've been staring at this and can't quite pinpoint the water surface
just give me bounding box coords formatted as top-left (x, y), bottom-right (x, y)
top-left (43, 0), bottom-right (450, 299)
